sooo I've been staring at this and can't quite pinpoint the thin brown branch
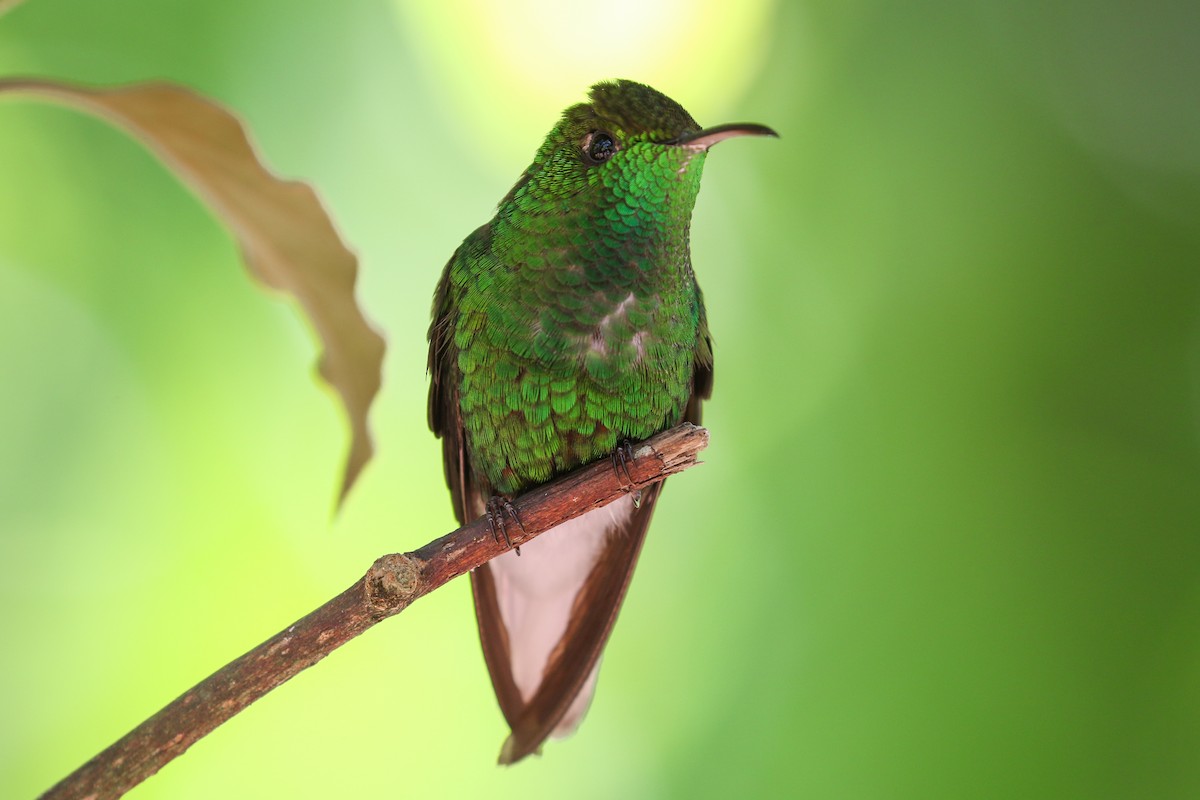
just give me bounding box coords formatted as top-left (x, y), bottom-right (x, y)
top-left (39, 423), bottom-right (710, 800)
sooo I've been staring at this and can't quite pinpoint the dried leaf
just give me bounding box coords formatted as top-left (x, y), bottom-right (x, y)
top-left (0, 78), bottom-right (386, 502)
top-left (0, 0), bottom-right (25, 17)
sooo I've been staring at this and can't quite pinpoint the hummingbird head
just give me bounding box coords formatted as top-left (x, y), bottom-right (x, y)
top-left (500, 80), bottom-right (776, 218)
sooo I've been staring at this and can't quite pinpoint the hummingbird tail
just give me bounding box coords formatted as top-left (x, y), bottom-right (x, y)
top-left (472, 488), bottom-right (661, 764)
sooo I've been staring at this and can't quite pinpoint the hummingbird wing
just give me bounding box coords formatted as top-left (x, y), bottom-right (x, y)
top-left (686, 288), bottom-right (714, 426)
top-left (430, 251), bottom-right (714, 763)
top-left (429, 254), bottom-right (472, 524)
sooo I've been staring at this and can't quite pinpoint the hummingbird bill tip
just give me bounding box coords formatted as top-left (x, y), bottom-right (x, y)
top-left (669, 123), bottom-right (779, 150)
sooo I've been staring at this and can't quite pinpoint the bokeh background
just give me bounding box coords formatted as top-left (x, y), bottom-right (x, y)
top-left (2, 1), bottom-right (1199, 797)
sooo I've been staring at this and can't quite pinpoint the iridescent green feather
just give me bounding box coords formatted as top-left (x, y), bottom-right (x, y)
top-left (433, 80), bottom-right (713, 495)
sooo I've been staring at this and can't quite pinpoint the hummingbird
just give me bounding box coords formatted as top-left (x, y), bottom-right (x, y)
top-left (428, 79), bottom-right (776, 764)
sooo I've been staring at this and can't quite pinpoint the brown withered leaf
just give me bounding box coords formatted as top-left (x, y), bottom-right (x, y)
top-left (0, 0), bottom-right (25, 17)
top-left (0, 78), bottom-right (386, 502)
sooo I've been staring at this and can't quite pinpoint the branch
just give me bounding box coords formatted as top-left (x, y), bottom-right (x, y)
top-left (40, 423), bottom-right (710, 800)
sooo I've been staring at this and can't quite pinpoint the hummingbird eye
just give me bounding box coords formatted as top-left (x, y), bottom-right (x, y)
top-left (583, 131), bottom-right (617, 165)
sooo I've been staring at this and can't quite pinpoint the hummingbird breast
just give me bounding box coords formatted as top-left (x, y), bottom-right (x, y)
top-left (451, 223), bottom-right (700, 495)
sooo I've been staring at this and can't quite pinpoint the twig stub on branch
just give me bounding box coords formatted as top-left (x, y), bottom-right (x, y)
top-left (40, 422), bottom-right (709, 800)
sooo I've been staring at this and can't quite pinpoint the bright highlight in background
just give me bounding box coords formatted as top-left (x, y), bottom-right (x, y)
top-left (4, 1), bottom-right (1200, 797)
top-left (393, 0), bottom-right (777, 167)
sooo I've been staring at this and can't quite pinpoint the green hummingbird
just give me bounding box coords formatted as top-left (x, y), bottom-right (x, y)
top-left (428, 79), bottom-right (775, 764)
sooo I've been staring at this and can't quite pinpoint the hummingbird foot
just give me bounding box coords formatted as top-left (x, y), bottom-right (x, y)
top-left (610, 440), bottom-right (643, 508)
top-left (485, 495), bottom-right (526, 556)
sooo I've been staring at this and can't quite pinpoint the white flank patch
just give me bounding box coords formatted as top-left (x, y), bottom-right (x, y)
top-left (585, 292), bottom-right (639, 359)
top-left (597, 291), bottom-right (636, 329)
top-left (631, 330), bottom-right (648, 361)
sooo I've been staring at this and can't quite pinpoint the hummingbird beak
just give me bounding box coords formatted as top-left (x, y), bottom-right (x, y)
top-left (669, 123), bottom-right (779, 150)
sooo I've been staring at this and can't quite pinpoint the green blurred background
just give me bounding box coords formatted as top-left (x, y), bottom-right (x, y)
top-left (2, 1), bottom-right (1199, 797)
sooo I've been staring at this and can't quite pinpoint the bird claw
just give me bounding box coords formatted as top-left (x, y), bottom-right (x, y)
top-left (486, 496), bottom-right (525, 555)
top-left (611, 440), bottom-right (642, 508)
top-left (610, 439), bottom-right (637, 491)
